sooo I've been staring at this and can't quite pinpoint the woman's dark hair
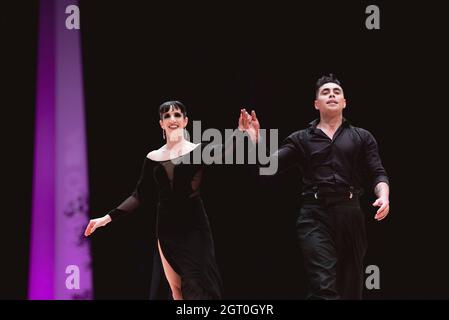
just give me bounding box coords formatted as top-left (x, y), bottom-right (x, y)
top-left (159, 101), bottom-right (188, 119)
top-left (315, 73), bottom-right (342, 96)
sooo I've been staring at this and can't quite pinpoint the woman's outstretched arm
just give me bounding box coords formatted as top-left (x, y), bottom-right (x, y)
top-left (84, 158), bottom-right (151, 236)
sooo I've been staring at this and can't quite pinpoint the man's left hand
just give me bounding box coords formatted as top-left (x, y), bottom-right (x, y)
top-left (373, 197), bottom-right (390, 221)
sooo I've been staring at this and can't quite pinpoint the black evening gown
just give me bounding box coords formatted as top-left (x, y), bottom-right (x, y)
top-left (107, 142), bottom-right (225, 299)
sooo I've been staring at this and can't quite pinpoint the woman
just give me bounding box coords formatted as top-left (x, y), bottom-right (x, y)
top-left (84, 101), bottom-right (258, 300)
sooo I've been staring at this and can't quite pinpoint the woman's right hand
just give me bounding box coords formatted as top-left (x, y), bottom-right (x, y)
top-left (84, 215), bottom-right (111, 237)
top-left (238, 108), bottom-right (260, 143)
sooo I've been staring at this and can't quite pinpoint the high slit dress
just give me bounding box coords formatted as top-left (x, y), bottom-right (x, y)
top-left (107, 142), bottom-right (229, 299)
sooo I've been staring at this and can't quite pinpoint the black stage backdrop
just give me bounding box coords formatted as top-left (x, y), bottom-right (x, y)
top-left (3, 0), bottom-right (448, 299)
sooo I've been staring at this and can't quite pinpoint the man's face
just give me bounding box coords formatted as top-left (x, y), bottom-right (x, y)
top-left (314, 82), bottom-right (346, 114)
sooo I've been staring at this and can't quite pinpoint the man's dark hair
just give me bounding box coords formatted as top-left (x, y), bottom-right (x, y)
top-left (315, 73), bottom-right (342, 96)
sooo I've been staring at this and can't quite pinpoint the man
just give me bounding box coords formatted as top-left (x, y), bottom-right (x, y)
top-left (242, 73), bottom-right (390, 299)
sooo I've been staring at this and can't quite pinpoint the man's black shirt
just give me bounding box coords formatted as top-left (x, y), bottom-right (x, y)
top-left (273, 118), bottom-right (389, 194)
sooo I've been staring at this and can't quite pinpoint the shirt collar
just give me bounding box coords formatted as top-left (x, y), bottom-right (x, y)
top-left (308, 117), bottom-right (350, 133)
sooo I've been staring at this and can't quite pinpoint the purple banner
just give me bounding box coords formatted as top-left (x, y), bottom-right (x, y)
top-left (29, 0), bottom-right (56, 300)
top-left (55, 0), bottom-right (92, 299)
top-left (29, 0), bottom-right (93, 299)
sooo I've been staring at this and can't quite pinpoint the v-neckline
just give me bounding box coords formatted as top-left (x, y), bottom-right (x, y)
top-left (317, 128), bottom-right (336, 141)
top-left (316, 124), bottom-right (343, 141)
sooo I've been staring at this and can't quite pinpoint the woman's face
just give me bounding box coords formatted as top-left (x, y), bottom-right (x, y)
top-left (159, 106), bottom-right (188, 141)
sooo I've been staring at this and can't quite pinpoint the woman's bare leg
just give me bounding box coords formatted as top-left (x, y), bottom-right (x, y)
top-left (157, 239), bottom-right (183, 300)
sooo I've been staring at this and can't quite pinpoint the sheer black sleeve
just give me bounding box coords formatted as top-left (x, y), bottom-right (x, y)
top-left (107, 158), bottom-right (152, 221)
